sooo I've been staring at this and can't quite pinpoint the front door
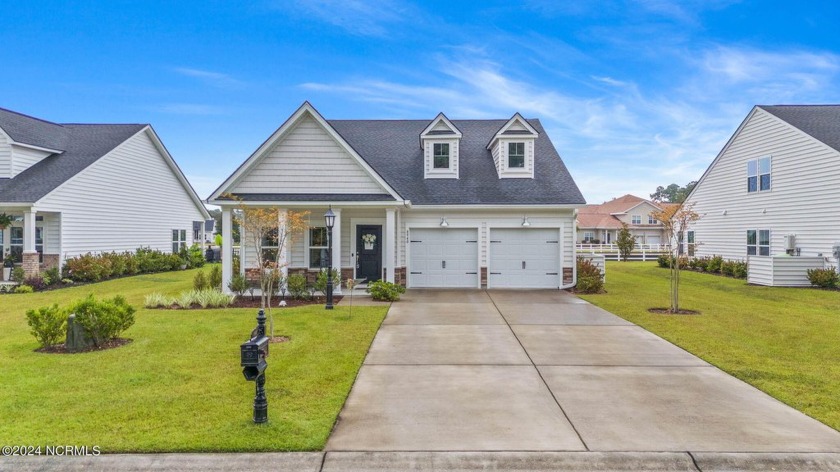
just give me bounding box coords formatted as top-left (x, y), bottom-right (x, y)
top-left (356, 225), bottom-right (382, 283)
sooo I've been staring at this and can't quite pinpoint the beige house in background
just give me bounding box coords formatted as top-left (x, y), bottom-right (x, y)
top-left (576, 194), bottom-right (668, 245)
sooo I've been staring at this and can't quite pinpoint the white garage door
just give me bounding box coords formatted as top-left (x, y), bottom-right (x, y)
top-left (489, 228), bottom-right (560, 288)
top-left (409, 228), bottom-right (479, 288)
top-left (646, 235), bottom-right (660, 245)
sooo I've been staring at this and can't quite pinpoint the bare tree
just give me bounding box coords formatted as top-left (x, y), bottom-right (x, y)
top-left (651, 203), bottom-right (700, 313)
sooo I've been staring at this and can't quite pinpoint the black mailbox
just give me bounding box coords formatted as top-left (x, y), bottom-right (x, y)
top-left (241, 335), bottom-right (269, 381)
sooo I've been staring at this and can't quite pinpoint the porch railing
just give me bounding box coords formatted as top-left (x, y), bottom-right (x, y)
top-left (576, 243), bottom-right (670, 261)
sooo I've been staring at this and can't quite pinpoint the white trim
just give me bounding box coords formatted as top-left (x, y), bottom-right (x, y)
top-left (213, 200), bottom-right (405, 208)
top-left (405, 223), bottom-right (481, 289)
top-left (9, 141), bottom-right (63, 154)
top-left (350, 217), bottom-right (387, 281)
top-left (209, 102), bottom-right (404, 203)
top-left (486, 112), bottom-right (539, 150)
top-left (411, 204), bottom-right (581, 211)
top-left (420, 113), bottom-right (463, 144)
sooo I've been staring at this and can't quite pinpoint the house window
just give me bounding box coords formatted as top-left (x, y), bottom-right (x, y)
top-left (687, 230), bottom-right (695, 257)
top-left (747, 229), bottom-right (770, 256)
top-left (508, 142), bottom-right (525, 168)
top-left (747, 156), bottom-right (771, 193)
top-left (583, 231), bottom-right (595, 242)
top-left (0, 230), bottom-right (4, 263)
top-left (261, 228), bottom-right (278, 263)
top-left (10, 227), bottom-right (23, 263)
top-left (433, 143), bottom-right (450, 169)
top-left (172, 229), bottom-right (187, 254)
top-left (631, 215), bottom-right (641, 225)
top-left (308, 227), bottom-right (328, 269)
top-left (648, 215), bottom-right (657, 225)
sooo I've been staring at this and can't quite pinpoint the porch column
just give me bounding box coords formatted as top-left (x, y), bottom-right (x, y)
top-left (331, 208), bottom-right (342, 294)
top-left (221, 207), bottom-right (233, 294)
top-left (22, 209), bottom-right (39, 278)
top-left (278, 209), bottom-right (288, 279)
top-left (385, 208), bottom-right (395, 283)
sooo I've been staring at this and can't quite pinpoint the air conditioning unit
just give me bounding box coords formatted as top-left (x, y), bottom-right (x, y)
top-left (784, 234), bottom-right (796, 253)
top-left (833, 242), bottom-right (840, 261)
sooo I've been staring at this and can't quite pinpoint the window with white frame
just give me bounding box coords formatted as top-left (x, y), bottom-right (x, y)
top-left (583, 231), bottom-right (595, 242)
top-left (10, 227), bottom-right (23, 262)
top-left (508, 142), bottom-right (525, 168)
top-left (261, 228), bottom-right (278, 263)
top-left (747, 156), bottom-right (771, 193)
top-left (747, 229), bottom-right (770, 256)
top-left (172, 229), bottom-right (187, 254)
top-left (687, 230), bottom-right (695, 256)
top-left (308, 227), bottom-right (328, 269)
top-left (433, 143), bottom-right (450, 169)
top-left (631, 215), bottom-right (641, 225)
top-left (0, 230), bottom-right (4, 263)
top-left (648, 215), bottom-right (657, 224)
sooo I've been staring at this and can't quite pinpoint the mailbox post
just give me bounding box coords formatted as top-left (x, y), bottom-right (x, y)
top-left (240, 309), bottom-right (269, 423)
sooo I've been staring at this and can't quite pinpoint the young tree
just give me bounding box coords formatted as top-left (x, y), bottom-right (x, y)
top-left (615, 223), bottom-right (636, 262)
top-left (651, 203), bottom-right (700, 313)
top-left (231, 197), bottom-right (308, 336)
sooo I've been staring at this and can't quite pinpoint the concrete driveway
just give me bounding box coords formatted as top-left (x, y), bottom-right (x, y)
top-left (327, 289), bottom-right (840, 453)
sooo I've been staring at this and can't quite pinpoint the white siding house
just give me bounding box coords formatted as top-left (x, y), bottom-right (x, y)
top-left (210, 102), bottom-right (585, 292)
top-left (684, 105), bottom-right (840, 283)
top-left (0, 107), bottom-right (210, 277)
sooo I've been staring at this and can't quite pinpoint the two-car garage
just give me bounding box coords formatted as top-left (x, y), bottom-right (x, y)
top-left (408, 227), bottom-right (563, 289)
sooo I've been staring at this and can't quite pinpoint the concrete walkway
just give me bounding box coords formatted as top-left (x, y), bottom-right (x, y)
top-left (327, 289), bottom-right (840, 453)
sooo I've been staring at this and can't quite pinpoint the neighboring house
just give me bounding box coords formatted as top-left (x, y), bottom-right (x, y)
top-left (209, 102), bottom-right (585, 291)
top-left (684, 105), bottom-right (840, 267)
top-left (0, 107), bottom-right (211, 277)
top-left (576, 194), bottom-right (667, 245)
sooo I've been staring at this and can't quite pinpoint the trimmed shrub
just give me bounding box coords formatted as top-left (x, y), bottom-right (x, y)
top-left (23, 275), bottom-right (46, 291)
top-left (25, 304), bottom-right (66, 348)
top-left (367, 280), bottom-right (406, 301)
top-left (208, 265), bottom-right (222, 290)
top-left (228, 274), bottom-right (247, 296)
top-left (287, 274), bottom-right (308, 299)
top-left (43, 267), bottom-right (61, 286)
top-left (188, 244), bottom-right (206, 269)
top-left (732, 260), bottom-right (748, 279)
top-left (706, 255), bottom-right (724, 274)
top-left (576, 257), bottom-right (604, 294)
top-left (12, 267), bottom-right (25, 283)
top-left (657, 254), bottom-right (671, 268)
top-left (193, 270), bottom-right (209, 291)
top-left (314, 268), bottom-right (340, 297)
top-left (67, 294), bottom-right (136, 347)
top-left (14, 285), bottom-right (34, 294)
top-left (807, 267), bottom-right (839, 289)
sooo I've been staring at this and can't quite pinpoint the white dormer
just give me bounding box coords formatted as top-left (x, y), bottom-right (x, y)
top-left (420, 113), bottom-right (461, 179)
top-left (487, 113), bottom-right (538, 179)
top-left (0, 126), bottom-right (58, 179)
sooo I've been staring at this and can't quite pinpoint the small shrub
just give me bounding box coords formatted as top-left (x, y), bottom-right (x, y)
top-left (61, 278), bottom-right (74, 285)
top-left (720, 260), bottom-right (736, 277)
top-left (25, 304), bottom-right (66, 348)
top-left (732, 260), bottom-right (748, 279)
top-left (208, 265), bottom-right (222, 290)
top-left (144, 292), bottom-right (172, 308)
top-left (12, 267), bottom-right (25, 283)
top-left (14, 284), bottom-right (34, 294)
top-left (23, 275), bottom-right (46, 291)
top-left (176, 291), bottom-right (197, 309)
top-left (656, 254), bottom-right (671, 268)
top-left (694, 256), bottom-right (710, 272)
top-left (576, 257), bottom-right (604, 294)
top-left (228, 274), bottom-right (247, 297)
top-left (188, 244), bottom-right (206, 268)
top-left (44, 267), bottom-right (61, 286)
top-left (287, 274), bottom-right (308, 299)
top-left (314, 268), bottom-right (340, 297)
top-left (807, 267), bottom-right (839, 289)
top-left (706, 255), bottom-right (724, 274)
top-left (68, 294), bottom-right (136, 347)
top-left (193, 270), bottom-right (209, 291)
top-left (194, 289), bottom-right (235, 308)
top-left (367, 280), bottom-right (406, 301)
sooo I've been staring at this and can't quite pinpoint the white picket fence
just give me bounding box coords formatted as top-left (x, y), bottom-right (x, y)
top-left (576, 243), bottom-right (670, 261)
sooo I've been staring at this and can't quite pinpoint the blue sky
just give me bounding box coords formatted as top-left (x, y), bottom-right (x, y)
top-left (3, 1), bottom-right (840, 204)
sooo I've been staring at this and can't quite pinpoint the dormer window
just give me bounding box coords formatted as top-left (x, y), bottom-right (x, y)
top-left (421, 113), bottom-right (461, 179)
top-left (433, 143), bottom-right (450, 169)
top-left (508, 142), bottom-right (525, 168)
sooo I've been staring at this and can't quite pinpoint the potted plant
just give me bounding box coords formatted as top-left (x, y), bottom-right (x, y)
top-left (2, 250), bottom-right (13, 282)
top-left (0, 213), bottom-right (12, 230)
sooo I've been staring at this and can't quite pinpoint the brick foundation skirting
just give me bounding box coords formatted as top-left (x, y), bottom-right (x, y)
top-left (22, 252), bottom-right (40, 278)
top-left (395, 267), bottom-right (406, 287)
top-left (41, 254), bottom-right (60, 271)
top-left (480, 267), bottom-right (488, 288)
top-left (563, 267), bottom-right (574, 285)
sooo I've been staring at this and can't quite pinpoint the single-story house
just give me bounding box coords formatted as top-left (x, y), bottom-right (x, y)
top-left (0, 107), bottom-right (211, 277)
top-left (576, 194), bottom-right (668, 245)
top-left (209, 102), bottom-right (585, 291)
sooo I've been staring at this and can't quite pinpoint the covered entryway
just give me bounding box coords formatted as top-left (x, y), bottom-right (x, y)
top-left (408, 228), bottom-right (478, 288)
top-left (488, 228), bottom-right (560, 288)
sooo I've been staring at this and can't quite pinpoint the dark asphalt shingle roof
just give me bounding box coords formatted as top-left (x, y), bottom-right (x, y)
top-left (759, 105), bottom-right (840, 153)
top-left (0, 108), bottom-right (146, 203)
top-left (326, 118), bottom-right (585, 205)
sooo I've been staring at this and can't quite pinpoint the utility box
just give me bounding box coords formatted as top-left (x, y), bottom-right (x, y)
top-left (833, 242), bottom-right (840, 261)
top-left (784, 234), bottom-right (796, 255)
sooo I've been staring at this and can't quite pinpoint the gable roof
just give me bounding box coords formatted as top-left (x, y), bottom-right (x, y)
top-left (486, 112), bottom-right (539, 149)
top-left (577, 194), bottom-right (661, 229)
top-left (757, 105), bottom-right (840, 153)
top-left (328, 118), bottom-right (582, 205)
top-left (0, 107), bottom-right (68, 151)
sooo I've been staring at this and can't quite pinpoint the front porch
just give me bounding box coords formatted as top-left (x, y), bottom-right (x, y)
top-left (221, 203), bottom-right (402, 294)
top-left (0, 208), bottom-right (61, 280)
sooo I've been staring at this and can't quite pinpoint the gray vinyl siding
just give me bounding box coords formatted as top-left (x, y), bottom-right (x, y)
top-left (35, 129), bottom-right (206, 259)
top-left (747, 256), bottom-right (825, 286)
top-left (0, 131), bottom-right (10, 178)
top-left (231, 115), bottom-right (385, 194)
top-left (685, 108), bottom-right (840, 264)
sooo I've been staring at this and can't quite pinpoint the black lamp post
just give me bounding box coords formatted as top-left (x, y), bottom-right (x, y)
top-left (324, 206), bottom-right (336, 310)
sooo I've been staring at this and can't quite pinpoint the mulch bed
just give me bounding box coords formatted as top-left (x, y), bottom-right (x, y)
top-left (36, 338), bottom-right (133, 354)
top-left (648, 307), bottom-right (701, 315)
top-left (229, 296), bottom-right (343, 309)
top-left (270, 336), bottom-right (290, 344)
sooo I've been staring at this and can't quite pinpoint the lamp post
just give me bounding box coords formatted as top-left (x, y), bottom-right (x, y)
top-left (324, 207), bottom-right (336, 310)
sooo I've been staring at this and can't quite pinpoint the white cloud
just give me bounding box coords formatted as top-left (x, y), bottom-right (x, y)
top-left (174, 67), bottom-right (245, 89)
top-left (288, 0), bottom-right (416, 37)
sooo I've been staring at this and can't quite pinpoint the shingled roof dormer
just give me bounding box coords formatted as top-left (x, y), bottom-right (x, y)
top-left (487, 113), bottom-right (539, 179)
top-left (420, 113), bottom-right (461, 179)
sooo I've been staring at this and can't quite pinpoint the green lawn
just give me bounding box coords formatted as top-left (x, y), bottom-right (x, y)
top-left (0, 269), bottom-right (388, 452)
top-left (579, 261), bottom-right (840, 431)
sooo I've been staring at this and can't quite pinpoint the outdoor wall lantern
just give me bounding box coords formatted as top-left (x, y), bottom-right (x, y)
top-left (440, 217), bottom-right (449, 227)
top-left (324, 206), bottom-right (336, 310)
top-left (521, 216), bottom-right (531, 227)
